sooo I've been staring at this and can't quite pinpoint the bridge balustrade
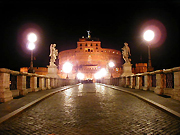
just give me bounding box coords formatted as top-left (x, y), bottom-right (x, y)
top-left (0, 68), bottom-right (78, 103)
top-left (101, 67), bottom-right (180, 101)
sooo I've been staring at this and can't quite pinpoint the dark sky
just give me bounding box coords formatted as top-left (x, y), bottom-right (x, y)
top-left (0, 1), bottom-right (180, 71)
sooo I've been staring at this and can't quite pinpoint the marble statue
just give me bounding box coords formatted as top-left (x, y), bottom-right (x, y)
top-left (121, 42), bottom-right (131, 63)
top-left (49, 44), bottom-right (58, 66)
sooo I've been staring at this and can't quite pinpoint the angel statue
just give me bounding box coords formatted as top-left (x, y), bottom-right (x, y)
top-left (121, 42), bottom-right (131, 63)
top-left (49, 44), bottom-right (58, 66)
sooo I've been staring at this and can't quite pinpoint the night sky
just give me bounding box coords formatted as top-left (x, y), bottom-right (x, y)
top-left (0, 1), bottom-right (180, 71)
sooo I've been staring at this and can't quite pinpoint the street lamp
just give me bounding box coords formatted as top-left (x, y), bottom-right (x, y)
top-left (27, 33), bottom-right (37, 73)
top-left (108, 62), bottom-right (115, 78)
top-left (62, 62), bottom-right (73, 79)
top-left (143, 30), bottom-right (154, 72)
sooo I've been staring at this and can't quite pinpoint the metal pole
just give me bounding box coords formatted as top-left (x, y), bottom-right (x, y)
top-left (148, 45), bottom-right (152, 71)
top-left (31, 50), bottom-right (33, 69)
top-left (28, 50), bottom-right (35, 73)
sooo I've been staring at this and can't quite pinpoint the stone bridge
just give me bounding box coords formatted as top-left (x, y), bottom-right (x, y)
top-left (0, 66), bottom-right (180, 103)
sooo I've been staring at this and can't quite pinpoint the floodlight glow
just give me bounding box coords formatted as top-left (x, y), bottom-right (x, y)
top-left (143, 30), bottom-right (154, 41)
top-left (77, 73), bottom-right (84, 80)
top-left (94, 68), bottom-right (107, 79)
top-left (99, 68), bottom-right (107, 76)
top-left (94, 72), bottom-right (101, 79)
top-left (109, 62), bottom-right (115, 67)
top-left (28, 42), bottom-right (35, 50)
top-left (27, 33), bottom-right (37, 43)
top-left (62, 62), bottom-right (73, 73)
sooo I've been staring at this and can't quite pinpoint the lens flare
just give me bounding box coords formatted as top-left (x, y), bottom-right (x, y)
top-left (141, 19), bottom-right (167, 47)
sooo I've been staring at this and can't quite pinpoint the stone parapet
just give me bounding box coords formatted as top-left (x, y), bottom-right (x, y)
top-left (101, 66), bottom-right (180, 101)
top-left (0, 68), bottom-right (78, 103)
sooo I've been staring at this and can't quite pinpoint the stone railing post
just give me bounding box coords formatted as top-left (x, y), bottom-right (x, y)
top-left (55, 78), bottom-right (58, 87)
top-left (30, 75), bottom-right (38, 92)
top-left (46, 77), bottom-right (51, 89)
top-left (130, 75), bottom-right (136, 88)
top-left (172, 67), bottom-right (180, 101)
top-left (154, 70), bottom-right (164, 95)
top-left (119, 77), bottom-right (125, 87)
top-left (0, 69), bottom-right (13, 102)
top-left (143, 73), bottom-right (150, 90)
top-left (17, 73), bottom-right (28, 95)
top-left (39, 76), bottom-right (46, 90)
top-left (135, 74), bottom-right (142, 89)
top-left (125, 76), bottom-right (130, 87)
top-left (50, 78), bottom-right (55, 88)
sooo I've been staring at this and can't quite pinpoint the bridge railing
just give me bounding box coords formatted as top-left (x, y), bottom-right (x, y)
top-left (100, 67), bottom-right (180, 101)
top-left (0, 68), bottom-right (78, 103)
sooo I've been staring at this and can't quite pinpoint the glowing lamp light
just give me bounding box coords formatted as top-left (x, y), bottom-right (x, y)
top-left (62, 62), bottom-right (73, 73)
top-left (143, 30), bottom-right (154, 42)
top-left (28, 42), bottom-right (35, 50)
top-left (27, 33), bottom-right (37, 43)
top-left (77, 73), bottom-right (84, 80)
top-left (109, 62), bottom-right (115, 67)
top-left (94, 68), bottom-right (107, 79)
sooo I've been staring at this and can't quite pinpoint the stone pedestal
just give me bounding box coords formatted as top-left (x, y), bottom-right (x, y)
top-left (47, 65), bottom-right (59, 78)
top-left (121, 63), bottom-right (133, 77)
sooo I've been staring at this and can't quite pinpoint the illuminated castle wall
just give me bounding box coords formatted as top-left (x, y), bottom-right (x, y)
top-left (58, 35), bottom-right (122, 79)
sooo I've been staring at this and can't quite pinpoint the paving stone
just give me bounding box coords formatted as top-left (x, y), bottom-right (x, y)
top-left (0, 83), bottom-right (180, 134)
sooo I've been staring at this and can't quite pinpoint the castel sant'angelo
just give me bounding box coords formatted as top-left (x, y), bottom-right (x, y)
top-left (21, 31), bottom-right (147, 79)
top-left (58, 31), bottom-right (122, 79)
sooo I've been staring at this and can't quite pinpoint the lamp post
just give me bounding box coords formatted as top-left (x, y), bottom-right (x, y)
top-left (62, 62), bottom-right (73, 79)
top-left (27, 33), bottom-right (37, 73)
top-left (143, 30), bottom-right (154, 72)
top-left (108, 62), bottom-right (115, 78)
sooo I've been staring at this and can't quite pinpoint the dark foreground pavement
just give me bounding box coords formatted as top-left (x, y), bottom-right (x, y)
top-left (0, 83), bottom-right (180, 135)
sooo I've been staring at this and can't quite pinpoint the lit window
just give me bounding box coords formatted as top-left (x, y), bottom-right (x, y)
top-left (113, 52), bottom-right (115, 53)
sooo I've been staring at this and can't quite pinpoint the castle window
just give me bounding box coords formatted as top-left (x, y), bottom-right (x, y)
top-left (80, 44), bottom-right (82, 46)
top-left (96, 47), bottom-right (98, 49)
top-left (85, 44), bottom-right (87, 46)
top-left (88, 49), bottom-right (90, 52)
top-left (91, 44), bottom-right (92, 46)
top-left (80, 47), bottom-right (82, 50)
top-left (91, 50), bottom-right (93, 52)
top-left (96, 44), bottom-right (98, 46)
top-left (101, 51), bottom-right (103, 52)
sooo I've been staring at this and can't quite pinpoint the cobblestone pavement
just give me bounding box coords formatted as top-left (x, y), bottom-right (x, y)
top-left (0, 83), bottom-right (180, 135)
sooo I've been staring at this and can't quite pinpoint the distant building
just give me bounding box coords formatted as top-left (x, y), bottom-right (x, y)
top-left (58, 32), bottom-right (122, 79)
top-left (134, 63), bottom-right (147, 74)
top-left (20, 67), bottom-right (48, 75)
